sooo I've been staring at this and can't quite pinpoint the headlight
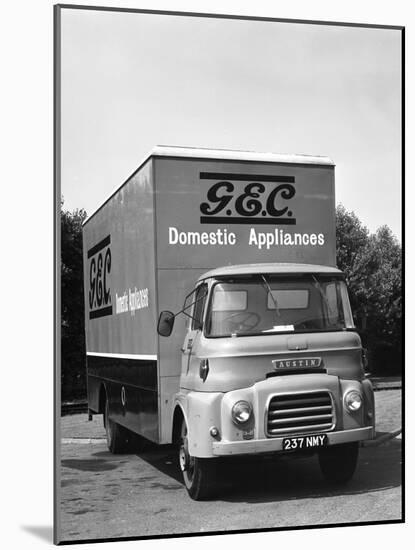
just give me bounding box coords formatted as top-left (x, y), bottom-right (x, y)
top-left (231, 400), bottom-right (252, 425)
top-left (344, 390), bottom-right (363, 412)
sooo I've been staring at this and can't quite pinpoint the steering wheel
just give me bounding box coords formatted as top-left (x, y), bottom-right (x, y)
top-left (226, 311), bottom-right (261, 332)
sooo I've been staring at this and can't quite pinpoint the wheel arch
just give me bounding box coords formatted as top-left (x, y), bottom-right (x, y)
top-left (172, 403), bottom-right (186, 445)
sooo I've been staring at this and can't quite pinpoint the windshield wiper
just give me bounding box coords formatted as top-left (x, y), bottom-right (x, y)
top-left (261, 274), bottom-right (280, 318)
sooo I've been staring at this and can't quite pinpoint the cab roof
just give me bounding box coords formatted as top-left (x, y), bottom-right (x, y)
top-left (198, 263), bottom-right (342, 282)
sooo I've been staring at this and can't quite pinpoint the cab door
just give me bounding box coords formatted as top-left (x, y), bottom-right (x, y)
top-left (181, 283), bottom-right (208, 377)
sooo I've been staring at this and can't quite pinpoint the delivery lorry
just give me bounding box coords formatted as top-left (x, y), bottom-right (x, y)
top-left (82, 145), bottom-right (375, 500)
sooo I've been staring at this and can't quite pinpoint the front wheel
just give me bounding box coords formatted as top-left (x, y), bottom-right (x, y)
top-left (179, 418), bottom-right (218, 500)
top-left (318, 442), bottom-right (359, 484)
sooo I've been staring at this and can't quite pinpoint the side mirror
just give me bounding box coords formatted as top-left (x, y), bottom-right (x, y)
top-left (157, 311), bottom-right (175, 337)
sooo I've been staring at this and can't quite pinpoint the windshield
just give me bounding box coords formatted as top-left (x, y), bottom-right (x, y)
top-left (205, 274), bottom-right (354, 337)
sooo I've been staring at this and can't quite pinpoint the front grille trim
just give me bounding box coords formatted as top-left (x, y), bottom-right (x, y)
top-left (268, 413), bottom-right (333, 425)
top-left (265, 390), bottom-right (336, 437)
top-left (268, 422), bottom-right (333, 435)
top-left (268, 404), bottom-right (332, 417)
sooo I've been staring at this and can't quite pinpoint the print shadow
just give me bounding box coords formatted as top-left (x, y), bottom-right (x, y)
top-left (21, 525), bottom-right (53, 543)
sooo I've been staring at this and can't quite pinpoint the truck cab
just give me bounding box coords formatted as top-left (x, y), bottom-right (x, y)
top-left (160, 263), bottom-right (375, 499)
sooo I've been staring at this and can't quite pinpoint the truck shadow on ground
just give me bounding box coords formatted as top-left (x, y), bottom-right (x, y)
top-left (61, 457), bottom-right (121, 473)
top-left (61, 437), bottom-right (401, 504)
top-left (135, 438), bottom-right (402, 504)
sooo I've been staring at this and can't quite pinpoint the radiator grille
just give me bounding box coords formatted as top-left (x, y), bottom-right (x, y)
top-left (266, 391), bottom-right (335, 437)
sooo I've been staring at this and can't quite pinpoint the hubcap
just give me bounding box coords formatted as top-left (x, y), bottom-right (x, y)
top-left (179, 423), bottom-right (195, 483)
top-left (179, 445), bottom-right (188, 472)
top-left (105, 403), bottom-right (113, 445)
top-left (179, 431), bottom-right (190, 472)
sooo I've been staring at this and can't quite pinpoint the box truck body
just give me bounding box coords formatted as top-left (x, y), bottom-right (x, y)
top-left (82, 146), bottom-right (375, 499)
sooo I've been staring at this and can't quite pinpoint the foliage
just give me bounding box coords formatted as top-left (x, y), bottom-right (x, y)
top-left (61, 198), bottom-right (87, 401)
top-left (335, 204), bottom-right (370, 320)
top-left (336, 205), bottom-right (402, 374)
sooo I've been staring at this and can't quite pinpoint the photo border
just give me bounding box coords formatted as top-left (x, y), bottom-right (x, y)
top-left (54, 4), bottom-right (405, 545)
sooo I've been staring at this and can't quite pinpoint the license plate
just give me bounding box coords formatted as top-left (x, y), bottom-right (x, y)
top-left (283, 434), bottom-right (328, 451)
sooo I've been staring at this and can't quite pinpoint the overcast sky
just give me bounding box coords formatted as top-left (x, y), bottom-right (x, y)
top-left (60, 8), bottom-right (402, 239)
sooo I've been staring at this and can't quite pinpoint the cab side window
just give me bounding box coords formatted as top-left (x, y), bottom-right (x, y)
top-left (192, 284), bottom-right (208, 331)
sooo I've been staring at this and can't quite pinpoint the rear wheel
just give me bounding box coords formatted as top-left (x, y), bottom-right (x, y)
top-left (318, 442), bottom-right (359, 484)
top-left (104, 398), bottom-right (131, 454)
top-left (179, 418), bottom-right (218, 500)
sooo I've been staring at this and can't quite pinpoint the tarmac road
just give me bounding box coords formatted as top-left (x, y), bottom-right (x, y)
top-left (59, 390), bottom-right (402, 543)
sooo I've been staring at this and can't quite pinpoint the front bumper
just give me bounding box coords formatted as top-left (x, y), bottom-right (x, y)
top-left (212, 426), bottom-right (375, 456)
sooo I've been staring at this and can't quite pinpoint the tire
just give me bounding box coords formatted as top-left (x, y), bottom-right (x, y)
top-left (104, 398), bottom-right (131, 454)
top-left (318, 442), bottom-right (359, 484)
top-left (178, 418), bottom-right (218, 500)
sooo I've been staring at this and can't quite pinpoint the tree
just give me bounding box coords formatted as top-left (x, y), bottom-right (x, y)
top-left (336, 205), bottom-right (402, 374)
top-left (61, 198), bottom-right (87, 401)
top-left (362, 226), bottom-right (402, 370)
top-left (335, 204), bottom-right (370, 325)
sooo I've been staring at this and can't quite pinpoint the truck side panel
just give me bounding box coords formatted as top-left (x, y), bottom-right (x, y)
top-left (83, 160), bottom-right (159, 442)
